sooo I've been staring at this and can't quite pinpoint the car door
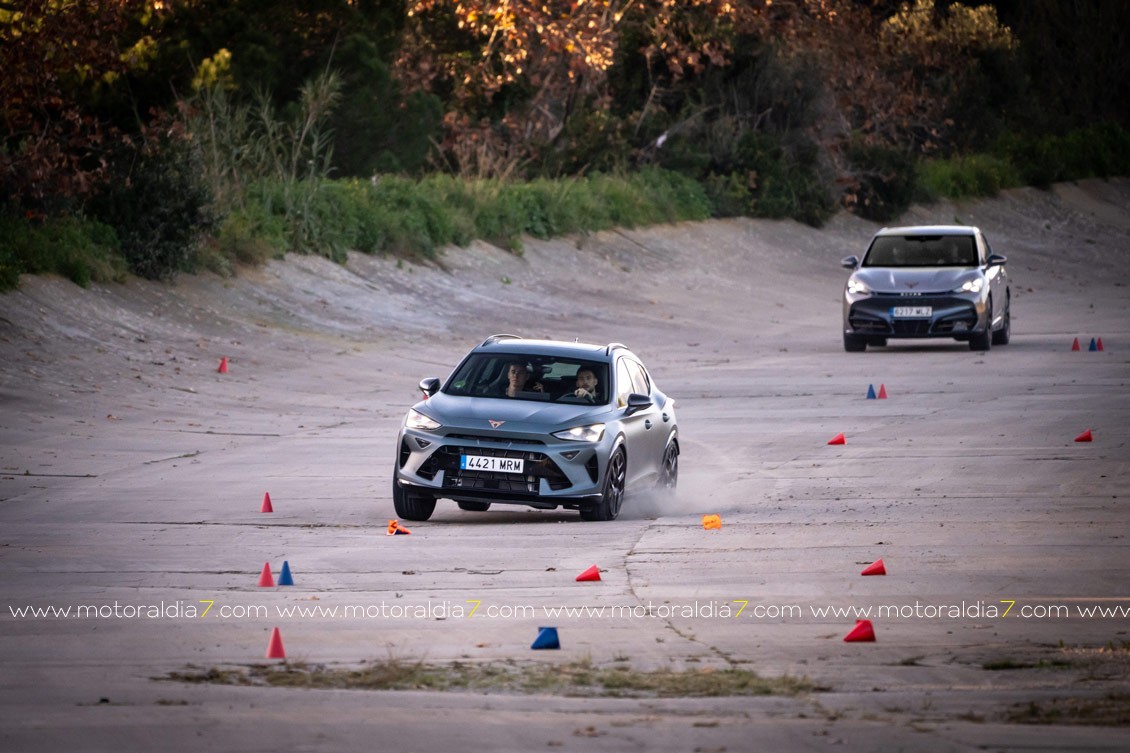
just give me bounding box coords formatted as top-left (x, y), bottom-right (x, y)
top-left (980, 232), bottom-right (1007, 325)
top-left (617, 357), bottom-right (665, 485)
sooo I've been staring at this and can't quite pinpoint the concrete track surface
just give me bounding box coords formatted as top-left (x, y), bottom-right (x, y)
top-left (2, 180), bottom-right (1129, 752)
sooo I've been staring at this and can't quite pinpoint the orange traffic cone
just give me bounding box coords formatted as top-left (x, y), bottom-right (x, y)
top-left (702, 514), bottom-right (722, 530)
top-left (218, 357), bottom-right (228, 373)
top-left (828, 432), bottom-right (846, 446)
top-left (843, 619), bottom-right (876, 642)
top-left (861, 559), bottom-right (886, 576)
top-left (1074, 429), bottom-right (1093, 443)
top-left (257, 562), bottom-right (275, 587)
top-left (387, 519), bottom-right (412, 536)
top-left (260, 492), bottom-right (273, 513)
top-left (575, 565), bottom-right (601, 582)
top-left (265, 627), bottom-right (286, 659)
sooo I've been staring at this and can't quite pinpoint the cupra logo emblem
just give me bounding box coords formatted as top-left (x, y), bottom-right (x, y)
top-left (488, 420), bottom-right (505, 428)
top-left (906, 281), bottom-right (919, 288)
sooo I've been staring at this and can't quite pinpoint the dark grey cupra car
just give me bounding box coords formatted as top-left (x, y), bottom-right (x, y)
top-left (841, 225), bottom-right (1011, 352)
top-left (393, 335), bottom-right (679, 521)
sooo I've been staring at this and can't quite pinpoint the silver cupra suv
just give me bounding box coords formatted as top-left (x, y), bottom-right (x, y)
top-left (393, 335), bottom-right (679, 521)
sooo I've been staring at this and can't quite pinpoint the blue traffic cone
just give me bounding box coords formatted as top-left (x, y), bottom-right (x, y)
top-left (866, 384), bottom-right (877, 400)
top-left (1089, 338), bottom-right (1098, 351)
top-left (531, 627), bottom-right (560, 650)
top-left (278, 560), bottom-right (294, 586)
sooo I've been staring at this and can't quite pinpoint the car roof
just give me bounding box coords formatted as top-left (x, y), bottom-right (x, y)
top-left (875, 225), bottom-right (980, 237)
top-left (473, 335), bottom-right (628, 360)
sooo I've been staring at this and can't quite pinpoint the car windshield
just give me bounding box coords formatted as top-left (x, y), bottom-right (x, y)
top-left (863, 235), bottom-right (978, 267)
top-left (445, 354), bottom-right (610, 404)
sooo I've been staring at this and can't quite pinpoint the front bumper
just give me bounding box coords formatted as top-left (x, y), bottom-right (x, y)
top-left (395, 427), bottom-right (609, 507)
top-left (843, 293), bottom-right (987, 338)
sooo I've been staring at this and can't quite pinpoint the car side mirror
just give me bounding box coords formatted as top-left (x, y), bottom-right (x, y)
top-left (419, 377), bottom-right (441, 397)
top-left (986, 253), bottom-right (1007, 267)
top-left (625, 393), bottom-right (652, 414)
top-left (841, 255), bottom-right (860, 270)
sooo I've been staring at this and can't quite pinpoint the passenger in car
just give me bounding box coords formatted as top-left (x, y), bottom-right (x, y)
top-left (497, 360), bottom-right (543, 397)
top-left (572, 366), bottom-right (600, 403)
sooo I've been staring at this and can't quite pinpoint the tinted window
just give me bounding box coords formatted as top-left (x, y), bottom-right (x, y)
top-left (863, 235), bottom-right (978, 267)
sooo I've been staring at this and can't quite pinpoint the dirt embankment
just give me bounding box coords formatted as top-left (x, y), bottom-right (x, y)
top-left (1, 178), bottom-right (1128, 440)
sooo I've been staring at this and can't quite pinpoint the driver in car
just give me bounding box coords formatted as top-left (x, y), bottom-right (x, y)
top-left (572, 366), bottom-right (600, 403)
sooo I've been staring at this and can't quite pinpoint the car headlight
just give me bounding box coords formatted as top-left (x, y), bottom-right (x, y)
top-left (552, 424), bottom-right (606, 442)
top-left (954, 278), bottom-right (984, 293)
top-left (847, 278), bottom-right (870, 295)
top-left (405, 408), bottom-right (441, 431)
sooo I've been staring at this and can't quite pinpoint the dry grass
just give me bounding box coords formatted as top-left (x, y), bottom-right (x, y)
top-left (167, 658), bottom-right (812, 698)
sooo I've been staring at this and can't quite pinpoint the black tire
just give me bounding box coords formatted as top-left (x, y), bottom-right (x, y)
top-left (657, 440), bottom-right (678, 490)
top-left (844, 333), bottom-right (867, 352)
top-left (581, 447), bottom-right (626, 521)
top-left (991, 303), bottom-right (1011, 345)
top-left (392, 477), bottom-right (436, 521)
top-left (967, 296), bottom-right (994, 348)
top-left (969, 328), bottom-right (992, 350)
top-left (457, 501), bottom-right (491, 512)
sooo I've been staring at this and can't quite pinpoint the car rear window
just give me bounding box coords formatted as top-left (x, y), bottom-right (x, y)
top-left (863, 235), bottom-right (978, 267)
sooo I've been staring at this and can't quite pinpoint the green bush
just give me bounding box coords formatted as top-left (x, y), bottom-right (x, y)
top-left (917, 154), bottom-right (1022, 200)
top-left (0, 213), bottom-right (127, 291)
top-left (90, 135), bottom-right (215, 280)
top-left (690, 132), bottom-right (833, 226)
top-left (845, 141), bottom-right (918, 222)
top-left (993, 122), bottom-right (1130, 188)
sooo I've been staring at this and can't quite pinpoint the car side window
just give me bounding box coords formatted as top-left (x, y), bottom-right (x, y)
top-left (625, 359), bottom-right (650, 396)
top-left (615, 359), bottom-right (633, 408)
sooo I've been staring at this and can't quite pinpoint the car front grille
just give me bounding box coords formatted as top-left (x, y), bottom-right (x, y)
top-left (420, 445), bottom-right (572, 492)
top-left (446, 433), bottom-right (545, 445)
top-left (892, 320), bottom-right (931, 336)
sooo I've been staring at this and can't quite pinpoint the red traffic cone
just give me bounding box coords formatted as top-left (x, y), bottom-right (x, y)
top-left (843, 619), bottom-right (876, 642)
top-left (387, 519), bottom-right (412, 536)
top-left (575, 565), bottom-right (601, 582)
top-left (877, 384), bottom-right (888, 400)
top-left (260, 492), bottom-right (273, 513)
top-left (861, 559), bottom-right (886, 576)
top-left (1071, 338), bottom-right (1080, 351)
top-left (265, 627), bottom-right (286, 659)
top-left (257, 562), bottom-right (275, 587)
top-left (828, 432), bottom-right (846, 446)
top-left (218, 357), bottom-right (228, 373)
top-left (1097, 338), bottom-right (1105, 351)
top-left (1074, 429), bottom-right (1093, 443)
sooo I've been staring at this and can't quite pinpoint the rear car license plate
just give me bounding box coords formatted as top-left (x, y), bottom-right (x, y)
top-left (460, 455), bottom-right (524, 473)
top-left (892, 306), bottom-right (932, 318)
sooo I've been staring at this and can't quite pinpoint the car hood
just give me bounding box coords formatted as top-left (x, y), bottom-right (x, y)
top-left (413, 392), bottom-right (612, 432)
top-left (854, 267), bottom-right (979, 294)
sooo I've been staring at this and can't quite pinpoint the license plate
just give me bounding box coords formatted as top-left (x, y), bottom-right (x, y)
top-left (460, 455), bottom-right (524, 473)
top-left (892, 306), bottom-right (932, 318)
